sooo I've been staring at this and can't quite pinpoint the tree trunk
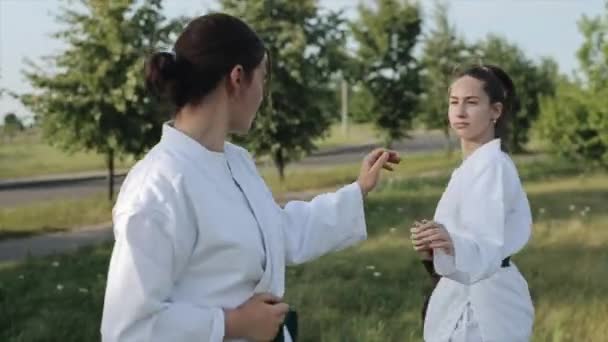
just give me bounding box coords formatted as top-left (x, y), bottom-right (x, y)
top-left (273, 149), bottom-right (286, 183)
top-left (107, 149), bottom-right (115, 202)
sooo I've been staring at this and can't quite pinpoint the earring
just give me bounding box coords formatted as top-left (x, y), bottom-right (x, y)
top-left (492, 118), bottom-right (497, 124)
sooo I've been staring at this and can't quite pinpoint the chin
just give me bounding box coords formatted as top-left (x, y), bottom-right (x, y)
top-left (452, 128), bottom-right (470, 140)
top-left (452, 125), bottom-right (481, 139)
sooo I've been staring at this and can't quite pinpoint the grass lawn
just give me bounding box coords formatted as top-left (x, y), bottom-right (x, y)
top-left (0, 131), bottom-right (133, 180)
top-left (314, 123), bottom-right (380, 150)
top-left (1, 157), bottom-right (606, 341)
top-left (0, 193), bottom-right (113, 240)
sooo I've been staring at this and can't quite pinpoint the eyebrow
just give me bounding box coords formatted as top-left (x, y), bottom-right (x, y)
top-left (449, 96), bottom-right (480, 100)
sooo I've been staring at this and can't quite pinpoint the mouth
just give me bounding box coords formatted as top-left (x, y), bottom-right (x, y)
top-left (452, 122), bottom-right (470, 129)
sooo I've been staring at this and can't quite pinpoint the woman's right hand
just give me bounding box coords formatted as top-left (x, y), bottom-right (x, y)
top-left (357, 148), bottom-right (401, 196)
top-left (224, 293), bottom-right (289, 341)
top-left (410, 220), bottom-right (433, 261)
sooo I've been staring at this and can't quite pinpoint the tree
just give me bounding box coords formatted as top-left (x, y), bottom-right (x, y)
top-left (23, 0), bottom-right (183, 200)
top-left (537, 8), bottom-right (608, 167)
top-left (221, 0), bottom-right (348, 181)
top-left (351, 0), bottom-right (423, 147)
top-left (537, 79), bottom-right (607, 167)
top-left (419, 0), bottom-right (469, 154)
top-left (474, 35), bottom-right (556, 153)
top-left (349, 83), bottom-right (375, 123)
top-left (577, 7), bottom-right (608, 92)
top-left (2, 113), bottom-right (24, 141)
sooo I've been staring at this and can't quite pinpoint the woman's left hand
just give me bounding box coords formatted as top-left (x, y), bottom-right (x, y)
top-left (411, 220), bottom-right (454, 256)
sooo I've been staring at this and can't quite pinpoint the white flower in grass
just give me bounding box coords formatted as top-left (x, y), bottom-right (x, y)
top-left (373, 272), bottom-right (382, 277)
top-left (56, 284), bottom-right (64, 291)
top-left (538, 208), bottom-right (546, 214)
top-left (18, 275), bottom-right (24, 280)
top-left (569, 204), bottom-right (576, 211)
top-left (584, 206), bottom-right (591, 212)
top-left (366, 265), bottom-right (376, 270)
top-left (397, 207), bottom-right (404, 213)
top-left (580, 211), bottom-right (587, 217)
top-left (51, 261), bottom-right (60, 267)
top-left (78, 288), bottom-right (89, 294)
top-left (390, 227), bottom-right (397, 233)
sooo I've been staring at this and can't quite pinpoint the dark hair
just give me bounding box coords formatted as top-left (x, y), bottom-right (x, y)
top-left (145, 13), bottom-right (267, 112)
top-left (453, 64), bottom-right (519, 152)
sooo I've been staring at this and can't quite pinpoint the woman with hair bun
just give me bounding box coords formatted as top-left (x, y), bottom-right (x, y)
top-left (101, 13), bottom-right (399, 342)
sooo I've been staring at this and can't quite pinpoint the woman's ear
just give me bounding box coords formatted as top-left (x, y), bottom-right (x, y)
top-left (227, 64), bottom-right (244, 95)
top-left (491, 102), bottom-right (503, 123)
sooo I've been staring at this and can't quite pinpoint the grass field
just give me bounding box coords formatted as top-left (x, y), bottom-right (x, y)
top-left (313, 123), bottom-right (380, 149)
top-left (1, 156), bottom-right (606, 341)
top-left (0, 131), bottom-right (133, 180)
top-left (0, 193), bottom-right (113, 240)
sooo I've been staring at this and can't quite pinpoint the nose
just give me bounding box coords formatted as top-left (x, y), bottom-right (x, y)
top-left (454, 103), bottom-right (467, 118)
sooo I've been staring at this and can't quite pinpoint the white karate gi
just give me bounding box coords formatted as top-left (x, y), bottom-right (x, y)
top-left (424, 139), bottom-right (534, 342)
top-left (101, 123), bottom-right (367, 341)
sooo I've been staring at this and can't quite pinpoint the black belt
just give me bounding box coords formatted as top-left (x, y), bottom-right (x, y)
top-left (422, 256), bottom-right (511, 278)
top-left (273, 309), bottom-right (298, 342)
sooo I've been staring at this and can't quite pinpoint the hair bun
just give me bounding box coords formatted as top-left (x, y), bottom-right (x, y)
top-left (145, 51), bottom-right (178, 99)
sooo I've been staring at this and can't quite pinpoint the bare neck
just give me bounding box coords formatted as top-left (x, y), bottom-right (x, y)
top-left (173, 100), bottom-right (229, 153)
top-left (461, 129), bottom-right (495, 159)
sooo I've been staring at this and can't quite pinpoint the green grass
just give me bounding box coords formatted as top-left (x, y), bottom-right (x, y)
top-left (0, 245), bottom-right (110, 341)
top-left (314, 123), bottom-right (380, 150)
top-left (261, 151), bottom-right (460, 194)
top-left (0, 194), bottom-right (113, 240)
top-left (0, 130), bottom-right (133, 180)
top-left (1, 160), bottom-right (606, 341)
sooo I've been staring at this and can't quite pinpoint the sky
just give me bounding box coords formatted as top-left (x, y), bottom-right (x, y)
top-left (0, 0), bottom-right (605, 122)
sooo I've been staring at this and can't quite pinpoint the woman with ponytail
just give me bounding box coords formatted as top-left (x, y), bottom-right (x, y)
top-left (410, 64), bottom-right (534, 341)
